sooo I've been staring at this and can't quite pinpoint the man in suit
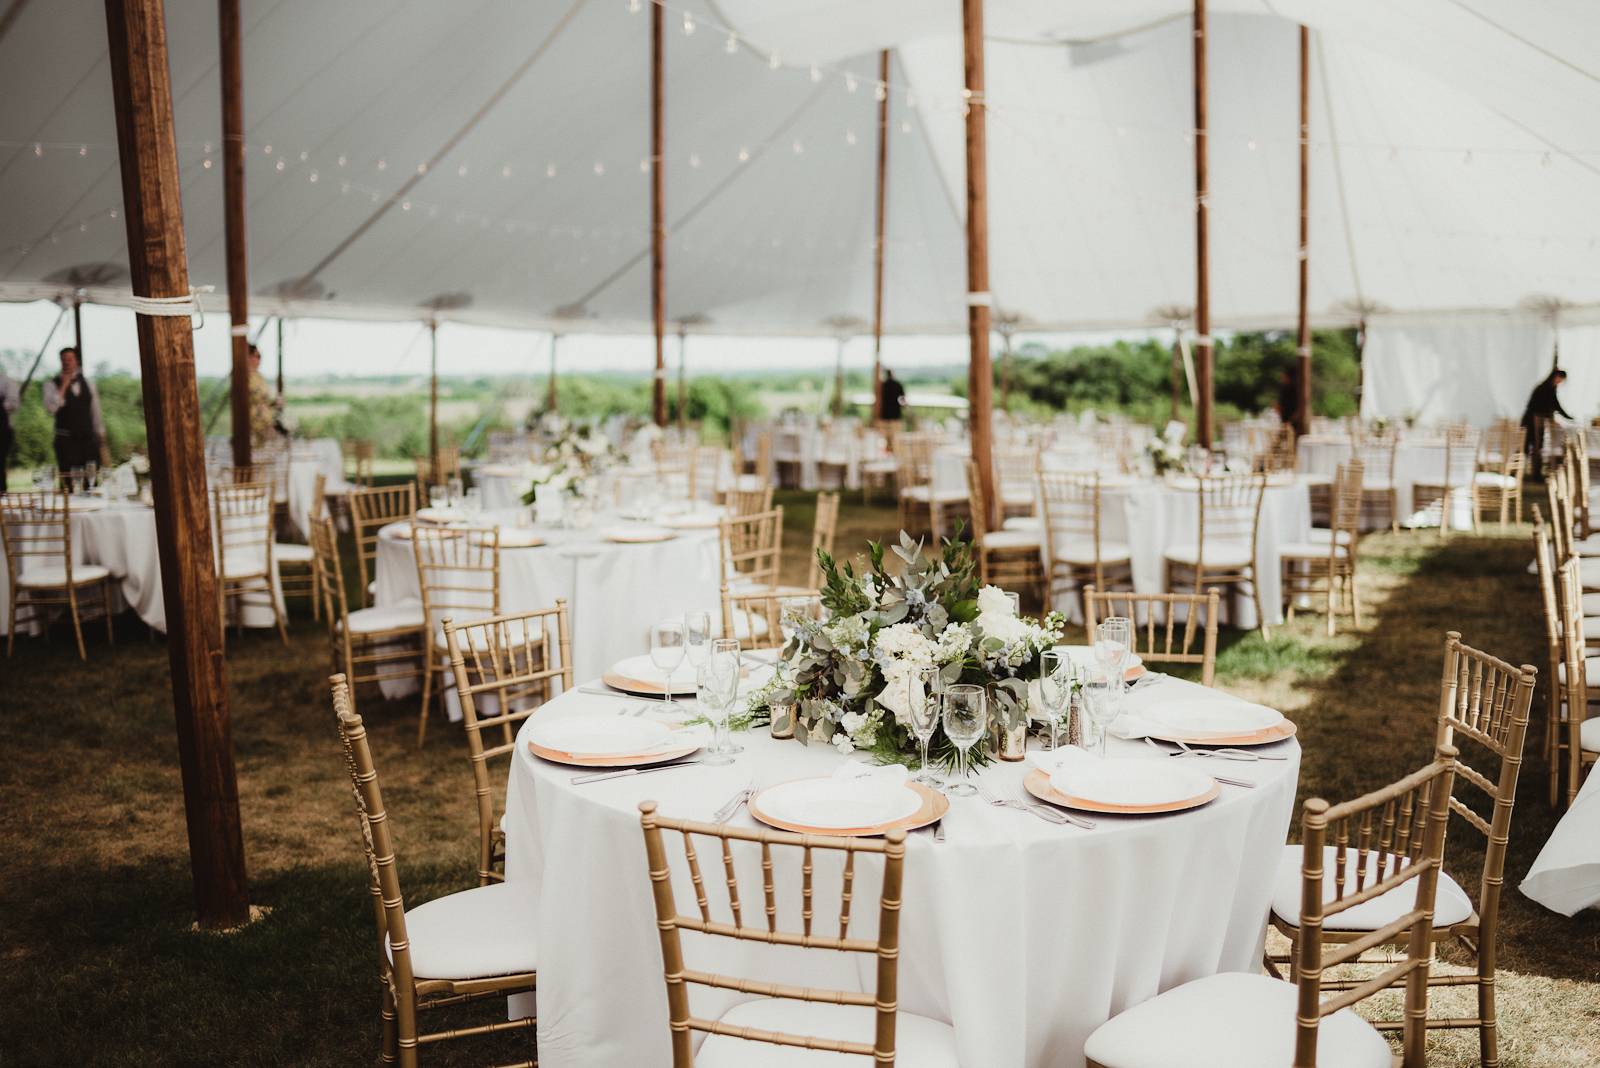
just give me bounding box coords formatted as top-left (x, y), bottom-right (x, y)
top-left (41, 347), bottom-right (104, 475)
top-left (0, 368), bottom-right (17, 476)
top-left (1521, 368), bottom-right (1571, 472)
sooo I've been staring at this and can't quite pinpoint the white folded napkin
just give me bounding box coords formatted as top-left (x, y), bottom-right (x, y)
top-left (1112, 686), bottom-right (1282, 740)
top-left (831, 761), bottom-right (910, 789)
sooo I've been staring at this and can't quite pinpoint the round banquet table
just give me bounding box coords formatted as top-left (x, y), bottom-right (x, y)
top-left (372, 509), bottom-right (721, 686)
top-left (1296, 435), bottom-right (1473, 530)
top-left (475, 464), bottom-right (533, 512)
top-left (503, 680), bottom-right (1300, 1068)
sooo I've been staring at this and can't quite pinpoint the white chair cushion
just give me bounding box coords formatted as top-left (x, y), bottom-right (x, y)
top-left (1002, 516), bottom-right (1042, 533)
top-left (1278, 540), bottom-right (1351, 560)
top-left (1582, 617), bottom-right (1600, 641)
top-left (1051, 541), bottom-right (1132, 566)
top-left (1082, 971), bottom-right (1391, 1068)
top-left (1582, 717), bottom-right (1600, 753)
top-left (273, 542), bottom-right (315, 563)
top-left (389, 881), bottom-right (537, 981)
top-left (343, 599), bottom-right (424, 634)
top-left (1556, 657), bottom-right (1600, 689)
top-left (726, 606), bottom-right (772, 642)
top-left (1584, 592), bottom-right (1600, 616)
top-left (982, 530), bottom-right (1041, 550)
top-left (218, 555), bottom-right (270, 579)
top-left (1360, 478), bottom-right (1396, 492)
top-left (1305, 528), bottom-right (1354, 546)
top-left (1270, 844), bottom-right (1474, 930)
top-left (693, 999), bottom-right (958, 1068)
top-left (17, 563), bottom-right (110, 587)
top-left (860, 459), bottom-right (897, 474)
top-left (1580, 558), bottom-right (1600, 587)
top-left (1163, 542), bottom-right (1253, 568)
top-left (901, 485), bottom-right (968, 504)
top-left (1475, 472), bottom-right (1518, 489)
top-left (1000, 489), bottom-right (1034, 506)
top-left (1299, 473), bottom-right (1333, 486)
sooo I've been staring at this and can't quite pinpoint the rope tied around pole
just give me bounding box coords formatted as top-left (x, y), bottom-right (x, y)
top-left (127, 285), bottom-right (215, 329)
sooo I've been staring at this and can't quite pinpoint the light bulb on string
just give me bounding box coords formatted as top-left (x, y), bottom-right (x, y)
top-left (594, 161), bottom-right (606, 175)
top-left (627, 0), bottom-right (640, 12)
top-left (738, 146), bottom-right (749, 162)
top-left (275, 159), bottom-right (285, 171)
top-left (845, 128), bottom-right (857, 146)
top-left (457, 163), bottom-right (468, 177)
top-left (309, 170), bottom-right (319, 183)
top-left (377, 158), bottom-right (387, 171)
top-left (503, 164), bottom-right (514, 178)
top-left (792, 139), bottom-right (803, 155)
top-left (682, 11), bottom-right (694, 35)
top-left (299, 150), bottom-right (309, 162)
top-left (401, 200), bottom-right (411, 211)
top-left (845, 73), bottom-right (858, 93)
top-left (724, 32), bottom-right (738, 54)
top-left (768, 51), bottom-right (781, 70)
top-left (639, 157), bottom-right (650, 173)
top-left (809, 64), bottom-right (820, 82)
top-left (1247, 138), bottom-right (1257, 151)
top-left (78, 145), bottom-right (88, 157)
top-left (689, 152), bottom-right (701, 168)
top-left (202, 158), bottom-right (213, 169)
top-left (874, 81), bottom-right (887, 102)
top-left (337, 154), bottom-right (347, 167)
top-left (416, 162), bottom-right (428, 174)
top-left (32, 142), bottom-right (42, 156)
top-left (546, 163), bottom-right (557, 178)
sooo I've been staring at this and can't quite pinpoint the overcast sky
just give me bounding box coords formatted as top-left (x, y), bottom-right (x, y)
top-left (0, 298), bottom-right (1158, 383)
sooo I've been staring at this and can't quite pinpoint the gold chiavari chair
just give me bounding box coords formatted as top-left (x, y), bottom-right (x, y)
top-left (1412, 425), bottom-right (1480, 534)
top-left (894, 432), bottom-right (966, 541)
top-left (689, 446), bottom-right (726, 503)
top-left (1087, 746), bottom-right (1458, 1068)
top-left (992, 444), bottom-right (1040, 522)
top-left (719, 507), bottom-right (784, 593)
top-left (1554, 557), bottom-right (1599, 807)
top-left (349, 484), bottom-right (418, 609)
top-left (1532, 512), bottom-right (1568, 807)
top-left (636, 801), bottom-right (959, 1067)
top-left (0, 492), bottom-right (115, 659)
top-left (412, 524), bottom-right (501, 747)
top-left (272, 471), bottom-right (321, 621)
top-left (1568, 427), bottom-right (1593, 539)
top-left (1039, 471), bottom-right (1132, 618)
top-left (213, 481), bottom-right (286, 645)
top-left (727, 483), bottom-right (774, 518)
top-left (444, 606), bottom-right (572, 886)
top-left (414, 446), bottom-right (462, 497)
top-left (805, 491), bottom-right (841, 589)
top-left (329, 679), bottom-right (537, 1068)
top-left (1162, 473), bottom-right (1267, 637)
top-left (719, 584), bottom-right (820, 652)
top-left (1084, 585), bottom-right (1220, 687)
top-left (1269, 636), bottom-right (1533, 1067)
top-left (310, 516), bottom-right (424, 717)
top-left (964, 460), bottom-right (1043, 602)
top-left (346, 439), bottom-right (376, 488)
top-left (1280, 461), bottom-right (1363, 636)
top-left (1474, 423), bottom-right (1525, 528)
top-left (653, 442), bottom-right (695, 501)
top-left (1353, 433), bottom-right (1399, 534)
top-left (1253, 424), bottom-right (1299, 475)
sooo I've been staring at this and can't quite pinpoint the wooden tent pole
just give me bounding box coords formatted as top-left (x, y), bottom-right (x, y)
top-left (428, 319), bottom-right (439, 482)
top-left (870, 48), bottom-right (890, 423)
top-left (649, 1), bottom-right (667, 427)
top-left (72, 295), bottom-right (84, 361)
top-left (963, 0), bottom-right (995, 528)
top-left (1192, 0), bottom-right (1213, 448)
top-left (220, 0), bottom-right (251, 469)
top-left (1295, 24), bottom-right (1312, 436)
top-left (275, 316), bottom-right (284, 397)
top-left (833, 336), bottom-right (846, 418)
top-left (104, 0), bottom-right (249, 929)
top-left (676, 323), bottom-right (687, 435)
top-left (546, 333), bottom-right (559, 413)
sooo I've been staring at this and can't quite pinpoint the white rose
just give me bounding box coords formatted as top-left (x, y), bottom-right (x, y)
top-left (832, 733), bottom-right (856, 755)
top-left (977, 585), bottom-right (1013, 617)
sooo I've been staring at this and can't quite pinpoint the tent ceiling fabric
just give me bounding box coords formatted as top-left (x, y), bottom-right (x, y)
top-left (0, 0), bottom-right (1596, 335)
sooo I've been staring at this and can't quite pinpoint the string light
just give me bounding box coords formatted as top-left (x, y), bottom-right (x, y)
top-left (376, 158), bottom-right (387, 171)
top-left (845, 73), bottom-right (857, 93)
top-left (546, 163), bottom-right (557, 178)
top-left (809, 64), bottom-right (821, 83)
top-left (502, 164), bottom-right (513, 177)
top-left (263, 144), bottom-right (272, 155)
top-left (724, 32), bottom-right (737, 54)
top-left (78, 144), bottom-right (87, 156)
top-left (639, 157), bottom-right (650, 173)
top-left (689, 152), bottom-right (701, 168)
top-left (593, 161), bottom-right (605, 175)
top-left (32, 143), bottom-right (42, 156)
top-left (202, 158), bottom-right (213, 169)
top-left (337, 154), bottom-right (347, 167)
top-left (299, 150), bottom-right (309, 162)
top-left (681, 11), bottom-right (694, 35)
top-left (308, 170), bottom-right (319, 183)
top-left (845, 129), bottom-right (857, 146)
top-left (274, 159), bottom-right (285, 171)
top-left (874, 81), bottom-right (887, 102)
top-left (768, 51), bottom-right (781, 70)
top-left (738, 145), bottom-right (750, 162)
top-left (457, 163), bottom-right (468, 176)
top-left (791, 138), bottom-right (803, 155)
top-left (627, 0), bottom-right (640, 11)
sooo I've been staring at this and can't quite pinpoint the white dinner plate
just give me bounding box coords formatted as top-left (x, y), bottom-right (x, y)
top-left (473, 527), bottom-right (544, 548)
top-left (603, 524), bottom-right (676, 544)
top-left (753, 777), bottom-right (923, 832)
top-left (525, 715), bottom-right (702, 767)
top-left (416, 506), bottom-right (465, 524)
top-left (603, 654), bottom-right (702, 696)
top-left (1138, 697), bottom-right (1283, 739)
top-left (659, 510), bottom-right (724, 530)
top-left (1057, 644), bottom-right (1145, 681)
top-left (1048, 758), bottom-right (1215, 808)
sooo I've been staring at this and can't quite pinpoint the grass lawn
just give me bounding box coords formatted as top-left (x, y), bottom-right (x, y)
top-left (1, 491), bottom-right (1596, 1065)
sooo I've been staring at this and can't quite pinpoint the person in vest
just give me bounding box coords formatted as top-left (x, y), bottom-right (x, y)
top-left (247, 344), bottom-right (283, 449)
top-left (42, 347), bottom-right (105, 475)
top-left (0, 368), bottom-right (17, 475)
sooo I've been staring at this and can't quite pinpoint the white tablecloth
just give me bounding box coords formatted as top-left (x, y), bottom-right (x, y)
top-left (1296, 436), bottom-right (1473, 530)
top-left (772, 428), bottom-right (865, 491)
top-left (373, 512), bottom-right (721, 685)
top-left (1521, 764), bottom-right (1600, 916)
top-left (286, 458), bottom-right (350, 540)
top-left (1041, 477), bottom-right (1311, 630)
top-left (503, 678), bottom-right (1299, 1067)
top-left (0, 500), bottom-right (284, 635)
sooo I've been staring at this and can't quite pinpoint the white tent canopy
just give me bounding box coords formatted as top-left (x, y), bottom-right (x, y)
top-left (1, 0), bottom-right (1597, 337)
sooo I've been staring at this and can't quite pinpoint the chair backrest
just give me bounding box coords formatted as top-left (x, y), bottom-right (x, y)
top-left (309, 514), bottom-right (350, 637)
top-left (1433, 632), bottom-right (1536, 929)
top-left (348, 484), bottom-right (416, 607)
top-left (892, 432), bottom-right (933, 485)
top-left (1353, 436), bottom-right (1396, 486)
top-left (729, 484), bottom-right (775, 518)
top-left (1441, 426), bottom-right (1480, 489)
top-left (1564, 427), bottom-right (1591, 535)
top-left (1480, 423), bottom-right (1526, 477)
top-left (1555, 557), bottom-right (1588, 743)
top-left (329, 679), bottom-right (416, 1037)
top-left (1329, 460), bottom-right (1364, 548)
top-left (1532, 512), bottom-right (1562, 691)
top-left (637, 801), bottom-right (908, 1066)
top-left (212, 481), bottom-right (274, 577)
top-left (992, 445), bottom-right (1039, 503)
top-left (310, 471), bottom-right (327, 525)
top-left (0, 491), bottom-right (72, 585)
top-left (689, 446), bottom-right (725, 502)
top-left (754, 431), bottom-right (773, 483)
top-left (1254, 424), bottom-right (1298, 474)
top-left (719, 507), bottom-right (784, 591)
top-left (1193, 474), bottom-right (1265, 566)
top-left (719, 584), bottom-right (820, 653)
top-left (412, 525), bottom-right (501, 640)
top-left (963, 460), bottom-right (994, 541)
top-left (1292, 745), bottom-right (1459, 1068)
top-left (1545, 468), bottom-right (1574, 560)
top-left (346, 439), bottom-right (376, 487)
top-left (415, 446), bottom-right (462, 491)
top-left (1083, 585), bottom-right (1221, 686)
top-left (807, 492), bottom-right (841, 589)
top-left (1038, 471), bottom-right (1105, 570)
top-left (444, 606), bottom-right (574, 885)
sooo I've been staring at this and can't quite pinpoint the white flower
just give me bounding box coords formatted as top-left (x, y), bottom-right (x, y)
top-left (874, 622), bottom-right (935, 665)
top-left (832, 732), bottom-right (856, 755)
top-left (935, 623), bottom-right (972, 662)
top-left (977, 585), bottom-right (1014, 618)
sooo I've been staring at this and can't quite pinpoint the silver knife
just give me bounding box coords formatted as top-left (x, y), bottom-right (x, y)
top-left (571, 760), bottom-right (702, 785)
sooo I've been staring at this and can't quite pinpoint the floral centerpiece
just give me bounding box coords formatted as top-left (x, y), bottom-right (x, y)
top-left (1145, 435), bottom-right (1186, 476)
top-left (746, 532), bottom-right (1063, 765)
top-left (520, 421), bottom-right (622, 503)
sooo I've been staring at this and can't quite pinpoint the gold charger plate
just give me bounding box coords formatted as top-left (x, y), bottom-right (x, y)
top-left (1023, 767), bottom-right (1220, 815)
top-left (1142, 718), bottom-right (1298, 748)
top-left (747, 779), bottom-right (948, 837)
top-left (605, 528), bottom-right (678, 544)
top-left (526, 735), bottom-right (701, 768)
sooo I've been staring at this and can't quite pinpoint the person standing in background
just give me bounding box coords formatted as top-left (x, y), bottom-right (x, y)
top-left (879, 368), bottom-right (906, 423)
top-left (247, 344), bottom-right (283, 448)
top-left (41, 347), bottom-right (104, 474)
top-left (0, 367), bottom-right (18, 477)
top-left (1520, 367), bottom-right (1571, 472)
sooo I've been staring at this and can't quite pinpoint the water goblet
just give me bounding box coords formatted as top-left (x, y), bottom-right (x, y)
top-left (709, 637), bottom-right (743, 755)
top-left (1080, 671), bottom-right (1120, 757)
top-left (940, 684), bottom-right (987, 797)
top-left (649, 619), bottom-right (686, 712)
top-left (428, 485), bottom-right (448, 510)
top-left (696, 649), bottom-right (739, 766)
top-left (1039, 650), bottom-right (1074, 751)
top-left (1094, 617), bottom-right (1133, 718)
top-left (905, 665), bottom-right (941, 788)
top-left (447, 475), bottom-right (464, 506)
top-left (683, 611), bottom-right (712, 670)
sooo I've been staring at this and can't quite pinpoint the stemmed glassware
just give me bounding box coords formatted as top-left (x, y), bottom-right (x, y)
top-left (940, 684), bottom-right (987, 797)
top-left (697, 637), bottom-right (742, 764)
top-left (1038, 650), bottom-right (1075, 750)
top-left (1080, 672), bottom-right (1119, 757)
top-left (447, 475), bottom-right (464, 506)
top-left (905, 665), bottom-right (941, 787)
top-left (1094, 617), bottom-right (1132, 717)
top-left (683, 611), bottom-right (712, 671)
top-left (649, 619), bottom-right (686, 711)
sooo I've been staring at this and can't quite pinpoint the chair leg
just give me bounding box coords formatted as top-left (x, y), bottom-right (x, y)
top-left (104, 578), bottom-right (115, 645)
top-left (69, 586), bottom-right (87, 661)
top-left (380, 985), bottom-right (399, 1065)
top-left (417, 657), bottom-right (434, 748)
top-left (1478, 942), bottom-right (1500, 1068)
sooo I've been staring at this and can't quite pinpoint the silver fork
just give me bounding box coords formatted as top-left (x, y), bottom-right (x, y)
top-left (975, 782), bottom-right (1095, 830)
top-left (711, 784), bottom-right (755, 823)
top-left (1014, 786), bottom-right (1097, 830)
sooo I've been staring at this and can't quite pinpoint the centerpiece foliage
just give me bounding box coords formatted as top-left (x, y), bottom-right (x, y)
top-left (519, 419), bottom-right (622, 503)
top-left (746, 532), bottom-right (1064, 767)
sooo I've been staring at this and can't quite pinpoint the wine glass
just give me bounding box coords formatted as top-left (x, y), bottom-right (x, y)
top-left (428, 484), bottom-right (448, 510)
top-left (696, 641), bottom-right (740, 766)
top-left (1094, 617), bottom-right (1133, 720)
top-left (1080, 671), bottom-right (1119, 757)
top-left (683, 611), bottom-right (712, 670)
top-left (905, 665), bottom-right (941, 787)
top-left (649, 620), bottom-right (686, 711)
top-left (1039, 650), bottom-right (1074, 751)
top-left (940, 684), bottom-right (987, 797)
top-left (709, 637), bottom-right (743, 756)
top-left (447, 475), bottom-right (464, 506)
